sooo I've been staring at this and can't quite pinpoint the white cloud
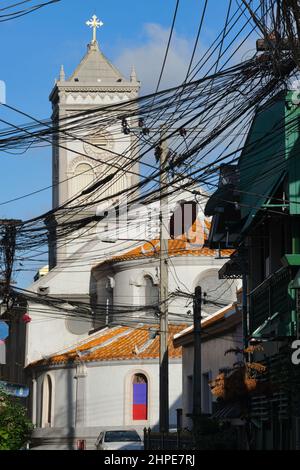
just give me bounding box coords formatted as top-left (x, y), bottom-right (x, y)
top-left (115, 23), bottom-right (196, 95)
top-left (114, 23), bottom-right (258, 97)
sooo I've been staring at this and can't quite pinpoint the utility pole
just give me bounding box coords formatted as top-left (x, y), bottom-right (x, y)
top-left (192, 286), bottom-right (202, 437)
top-left (0, 220), bottom-right (20, 303)
top-left (159, 125), bottom-right (169, 433)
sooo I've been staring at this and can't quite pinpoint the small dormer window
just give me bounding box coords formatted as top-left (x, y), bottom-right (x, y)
top-left (74, 78), bottom-right (79, 82)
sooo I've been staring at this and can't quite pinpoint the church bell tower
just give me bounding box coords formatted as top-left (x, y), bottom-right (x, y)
top-left (48, 16), bottom-right (140, 267)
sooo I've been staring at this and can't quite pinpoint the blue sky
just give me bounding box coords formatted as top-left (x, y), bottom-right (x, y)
top-left (0, 0), bottom-right (256, 285)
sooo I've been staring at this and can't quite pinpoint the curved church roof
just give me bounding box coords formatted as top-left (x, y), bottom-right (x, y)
top-left (93, 218), bottom-right (233, 269)
top-left (28, 324), bottom-right (186, 367)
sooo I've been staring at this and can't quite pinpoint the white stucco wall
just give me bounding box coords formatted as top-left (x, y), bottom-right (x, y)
top-left (32, 359), bottom-right (182, 442)
top-left (84, 361), bottom-right (182, 428)
top-left (181, 323), bottom-right (243, 429)
top-left (95, 256), bottom-right (240, 322)
top-left (26, 302), bottom-right (93, 365)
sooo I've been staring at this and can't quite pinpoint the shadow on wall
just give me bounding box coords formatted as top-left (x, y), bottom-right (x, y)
top-left (151, 394), bottom-right (182, 431)
top-left (89, 270), bottom-right (113, 329)
top-left (66, 361), bottom-right (75, 450)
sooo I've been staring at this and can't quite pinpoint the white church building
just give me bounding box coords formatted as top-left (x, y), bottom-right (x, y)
top-left (1, 19), bottom-right (239, 450)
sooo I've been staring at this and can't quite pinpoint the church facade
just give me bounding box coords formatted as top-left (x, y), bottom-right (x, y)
top-left (1, 20), bottom-right (240, 450)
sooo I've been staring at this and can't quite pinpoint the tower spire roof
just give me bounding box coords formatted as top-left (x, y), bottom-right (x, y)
top-left (68, 42), bottom-right (124, 84)
top-left (51, 16), bottom-right (141, 91)
top-left (63, 14), bottom-right (125, 84)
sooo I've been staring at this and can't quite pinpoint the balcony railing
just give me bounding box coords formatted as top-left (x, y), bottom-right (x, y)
top-left (249, 267), bottom-right (292, 334)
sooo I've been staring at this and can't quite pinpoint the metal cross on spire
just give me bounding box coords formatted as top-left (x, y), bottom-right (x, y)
top-left (86, 15), bottom-right (104, 43)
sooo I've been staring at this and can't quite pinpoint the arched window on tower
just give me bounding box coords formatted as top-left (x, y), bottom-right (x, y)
top-left (72, 162), bottom-right (95, 196)
top-left (144, 275), bottom-right (158, 306)
top-left (41, 374), bottom-right (54, 428)
top-left (132, 374), bottom-right (148, 421)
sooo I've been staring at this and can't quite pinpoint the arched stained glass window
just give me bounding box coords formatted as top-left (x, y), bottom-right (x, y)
top-left (132, 373), bottom-right (148, 420)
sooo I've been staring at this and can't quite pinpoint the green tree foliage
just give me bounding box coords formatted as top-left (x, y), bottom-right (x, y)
top-left (0, 391), bottom-right (33, 450)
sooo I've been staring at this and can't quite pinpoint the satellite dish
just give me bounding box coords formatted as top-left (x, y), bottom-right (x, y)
top-left (199, 272), bottom-right (235, 317)
top-left (65, 317), bottom-right (92, 335)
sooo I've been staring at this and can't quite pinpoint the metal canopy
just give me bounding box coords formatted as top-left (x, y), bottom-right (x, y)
top-left (219, 251), bottom-right (248, 279)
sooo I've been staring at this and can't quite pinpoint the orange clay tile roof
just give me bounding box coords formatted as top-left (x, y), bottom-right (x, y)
top-left (29, 324), bottom-right (186, 367)
top-left (93, 219), bottom-right (233, 268)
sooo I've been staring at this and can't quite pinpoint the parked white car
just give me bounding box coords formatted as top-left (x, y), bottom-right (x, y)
top-left (95, 430), bottom-right (143, 451)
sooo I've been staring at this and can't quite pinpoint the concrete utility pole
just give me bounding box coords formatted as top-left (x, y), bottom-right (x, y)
top-left (192, 286), bottom-right (202, 434)
top-left (159, 126), bottom-right (169, 433)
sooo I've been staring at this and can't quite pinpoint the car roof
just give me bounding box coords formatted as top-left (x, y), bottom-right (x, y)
top-left (102, 429), bottom-right (137, 432)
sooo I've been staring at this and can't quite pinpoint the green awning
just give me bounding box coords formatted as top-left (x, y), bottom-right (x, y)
top-left (251, 311), bottom-right (280, 339)
top-left (238, 96), bottom-right (286, 234)
top-left (205, 186), bottom-right (235, 216)
top-left (241, 170), bottom-right (286, 234)
top-left (289, 267), bottom-right (300, 288)
top-left (282, 255), bottom-right (300, 269)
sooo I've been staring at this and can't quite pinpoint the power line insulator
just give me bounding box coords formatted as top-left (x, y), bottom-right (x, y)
top-left (122, 117), bottom-right (131, 135)
top-left (167, 150), bottom-right (173, 160)
top-left (138, 118), bottom-right (144, 128)
top-left (142, 127), bottom-right (150, 136)
top-left (154, 145), bottom-right (162, 162)
top-left (179, 127), bottom-right (187, 137)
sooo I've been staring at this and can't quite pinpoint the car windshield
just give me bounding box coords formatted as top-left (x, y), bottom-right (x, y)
top-left (104, 431), bottom-right (141, 442)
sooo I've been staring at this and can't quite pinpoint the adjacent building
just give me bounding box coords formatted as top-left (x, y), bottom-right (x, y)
top-left (205, 91), bottom-right (300, 450)
top-left (173, 292), bottom-right (242, 429)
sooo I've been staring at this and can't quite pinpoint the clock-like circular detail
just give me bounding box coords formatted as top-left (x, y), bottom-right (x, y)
top-left (83, 131), bottom-right (114, 159)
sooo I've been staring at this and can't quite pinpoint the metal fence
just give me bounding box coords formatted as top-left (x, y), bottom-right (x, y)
top-left (143, 428), bottom-right (194, 450)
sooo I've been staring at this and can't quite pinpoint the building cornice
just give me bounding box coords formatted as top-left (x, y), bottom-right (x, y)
top-left (50, 84), bottom-right (139, 102)
top-left (27, 357), bottom-right (182, 371)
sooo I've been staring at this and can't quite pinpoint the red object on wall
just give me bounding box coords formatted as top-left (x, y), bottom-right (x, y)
top-left (77, 440), bottom-right (86, 450)
top-left (133, 404), bottom-right (147, 420)
top-left (22, 313), bottom-right (31, 324)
